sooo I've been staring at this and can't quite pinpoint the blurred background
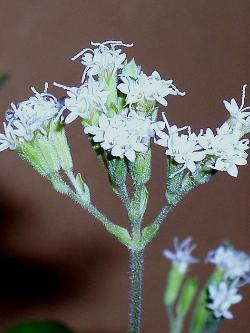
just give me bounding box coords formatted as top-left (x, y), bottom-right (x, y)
top-left (0, 0), bottom-right (249, 332)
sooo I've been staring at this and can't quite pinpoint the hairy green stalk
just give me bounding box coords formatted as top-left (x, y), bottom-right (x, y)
top-left (129, 249), bottom-right (144, 333)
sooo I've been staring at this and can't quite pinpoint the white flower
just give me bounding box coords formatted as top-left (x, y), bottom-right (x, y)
top-left (54, 78), bottom-right (109, 124)
top-left (0, 122), bottom-right (17, 151)
top-left (84, 109), bottom-right (157, 162)
top-left (163, 237), bottom-right (199, 273)
top-left (206, 244), bottom-right (250, 281)
top-left (118, 70), bottom-right (185, 107)
top-left (71, 40), bottom-right (133, 82)
top-left (223, 84), bottom-right (250, 129)
top-left (207, 280), bottom-right (242, 319)
top-left (155, 114), bottom-right (205, 175)
top-left (0, 83), bottom-right (61, 150)
top-left (198, 123), bottom-right (249, 177)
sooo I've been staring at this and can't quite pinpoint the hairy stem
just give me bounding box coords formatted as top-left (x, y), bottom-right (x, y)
top-left (169, 315), bottom-right (184, 333)
top-left (129, 248), bottom-right (144, 333)
top-left (117, 183), bottom-right (130, 208)
top-left (153, 204), bottom-right (173, 227)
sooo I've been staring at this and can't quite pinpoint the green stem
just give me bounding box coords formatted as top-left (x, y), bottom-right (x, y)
top-left (170, 315), bottom-right (184, 333)
top-left (153, 204), bottom-right (172, 227)
top-left (117, 183), bottom-right (130, 208)
top-left (129, 248), bottom-right (144, 333)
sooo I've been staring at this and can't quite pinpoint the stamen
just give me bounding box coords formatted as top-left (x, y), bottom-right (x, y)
top-left (240, 84), bottom-right (247, 110)
top-left (71, 48), bottom-right (93, 61)
top-left (53, 82), bottom-right (75, 92)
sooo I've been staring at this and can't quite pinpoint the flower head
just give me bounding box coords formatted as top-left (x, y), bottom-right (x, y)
top-left (84, 109), bottom-right (158, 162)
top-left (207, 280), bottom-right (242, 319)
top-left (199, 123), bottom-right (249, 177)
top-left (71, 40), bottom-right (133, 82)
top-left (155, 114), bottom-right (206, 175)
top-left (0, 83), bottom-right (62, 151)
top-left (206, 244), bottom-right (250, 281)
top-left (163, 237), bottom-right (199, 273)
top-left (54, 78), bottom-right (109, 124)
top-left (118, 70), bottom-right (185, 107)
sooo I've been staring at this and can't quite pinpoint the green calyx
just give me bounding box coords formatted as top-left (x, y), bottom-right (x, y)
top-left (177, 277), bottom-right (198, 317)
top-left (190, 269), bottom-right (224, 333)
top-left (129, 150), bottom-right (151, 185)
top-left (128, 185), bottom-right (148, 224)
top-left (164, 265), bottom-right (186, 307)
top-left (107, 158), bottom-right (127, 191)
top-left (17, 122), bottom-right (73, 177)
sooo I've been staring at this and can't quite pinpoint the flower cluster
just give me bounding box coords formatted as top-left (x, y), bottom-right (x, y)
top-left (163, 237), bottom-right (199, 273)
top-left (0, 83), bottom-right (61, 152)
top-left (207, 280), bottom-right (242, 319)
top-left (0, 40), bottom-right (249, 179)
top-left (206, 243), bottom-right (250, 319)
top-left (52, 40), bottom-right (184, 163)
top-left (54, 79), bottom-right (109, 124)
top-left (155, 85), bottom-right (250, 177)
top-left (71, 40), bottom-right (133, 82)
top-left (84, 109), bottom-right (158, 162)
top-left (117, 70), bottom-right (185, 107)
top-left (206, 243), bottom-right (250, 282)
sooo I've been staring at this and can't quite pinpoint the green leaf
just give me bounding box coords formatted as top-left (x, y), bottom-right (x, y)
top-left (105, 223), bottom-right (131, 247)
top-left (142, 222), bottom-right (160, 246)
top-left (4, 321), bottom-right (74, 333)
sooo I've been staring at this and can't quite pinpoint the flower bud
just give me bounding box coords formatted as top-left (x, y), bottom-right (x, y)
top-left (164, 265), bottom-right (186, 306)
top-left (75, 173), bottom-right (90, 204)
top-left (128, 185), bottom-right (148, 223)
top-left (49, 122), bottom-right (73, 172)
top-left (177, 277), bottom-right (198, 317)
top-left (107, 158), bottom-right (127, 190)
top-left (129, 150), bottom-right (151, 185)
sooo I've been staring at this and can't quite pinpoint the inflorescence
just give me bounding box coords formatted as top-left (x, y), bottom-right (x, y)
top-left (1, 40), bottom-right (249, 178)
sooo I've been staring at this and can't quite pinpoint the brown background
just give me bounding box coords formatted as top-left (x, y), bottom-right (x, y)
top-left (0, 1), bottom-right (250, 332)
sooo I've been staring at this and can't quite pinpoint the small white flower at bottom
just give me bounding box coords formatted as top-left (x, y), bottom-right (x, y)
top-left (206, 244), bottom-right (250, 281)
top-left (207, 281), bottom-right (242, 319)
top-left (163, 237), bottom-right (199, 273)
